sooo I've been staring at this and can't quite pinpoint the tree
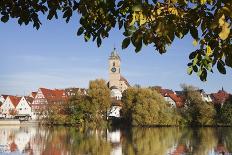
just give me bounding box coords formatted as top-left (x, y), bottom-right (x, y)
top-left (220, 96), bottom-right (232, 126)
top-left (180, 84), bottom-right (216, 126)
top-left (122, 87), bottom-right (180, 126)
top-left (0, 0), bottom-right (231, 80)
top-left (88, 79), bottom-right (111, 121)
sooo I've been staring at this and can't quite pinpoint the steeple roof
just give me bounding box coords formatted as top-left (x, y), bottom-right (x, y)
top-left (109, 48), bottom-right (120, 60)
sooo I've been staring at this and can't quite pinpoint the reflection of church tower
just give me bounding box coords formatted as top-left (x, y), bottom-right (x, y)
top-left (108, 48), bottom-right (129, 92)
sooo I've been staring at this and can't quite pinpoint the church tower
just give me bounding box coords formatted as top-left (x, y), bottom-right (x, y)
top-left (108, 48), bottom-right (130, 92)
top-left (109, 48), bottom-right (121, 88)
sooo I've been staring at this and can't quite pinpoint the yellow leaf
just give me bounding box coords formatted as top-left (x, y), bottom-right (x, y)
top-left (219, 22), bottom-right (230, 40)
top-left (192, 39), bottom-right (198, 46)
top-left (200, 0), bottom-right (207, 5)
top-left (218, 15), bottom-right (225, 27)
top-left (129, 13), bottom-right (136, 26)
top-left (206, 45), bottom-right (212, 56)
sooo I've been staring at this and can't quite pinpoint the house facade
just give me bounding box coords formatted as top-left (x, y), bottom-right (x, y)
top-left (31, 88), bottom-right (67, 119)
top-left (16, 96), bottom-right (33, 116)
top-left (0, 96), bottom-right (21, 117)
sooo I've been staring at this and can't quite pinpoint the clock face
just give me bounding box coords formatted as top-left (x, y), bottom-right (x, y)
top-left (111, 67), bottom-right (116, 72)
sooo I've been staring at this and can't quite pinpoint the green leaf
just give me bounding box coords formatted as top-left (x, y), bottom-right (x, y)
top-left (187, 66), bottom-right (193, 75)
top-left (217, 60), bottom-right (226, 74)
top-left (190, 27), bottom-right (199, 40)
top-left (84, 33), bottom-right (91, 42)
top-left (97, 37), bottom-right (102, 47)
top-left (122, 37), bottom-right (130, 49)
top-left (77, 27), bottom-right (84, 36)
top-left (192, 39), bottom-right (198, 46)
top-left (118, 20), bottom-right (123, 30)
top-left (1, 15), bottom-right (9, 23)
top-left (200, 68), bottom-right (207, 81)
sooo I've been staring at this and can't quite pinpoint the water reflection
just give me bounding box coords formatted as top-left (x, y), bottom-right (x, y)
top-left (0, 126), bottom-right (231, 155)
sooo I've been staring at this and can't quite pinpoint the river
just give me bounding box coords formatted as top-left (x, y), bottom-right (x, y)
top-left (0, 125), bottom-right (231, 155)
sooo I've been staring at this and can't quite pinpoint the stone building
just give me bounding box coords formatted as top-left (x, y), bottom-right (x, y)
top-left (108, 48), bottom-right (130, 93)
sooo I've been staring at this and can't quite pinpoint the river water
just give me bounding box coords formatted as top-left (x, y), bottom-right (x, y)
top-left (0, 125), bottom-right (231, 155)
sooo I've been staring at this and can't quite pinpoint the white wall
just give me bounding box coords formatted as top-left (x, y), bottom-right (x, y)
top-left (16, 97), bottom-right (32, 116)
top-left (1, 97), bottom-right (15, 116)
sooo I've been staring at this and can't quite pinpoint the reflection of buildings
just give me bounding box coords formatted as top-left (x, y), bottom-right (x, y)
top-left (215, 144), bottom-right (229, 155)
top-left (107, 129), bottom-right (122, 155)
top-left (0, 126), bottom-right (43, 155)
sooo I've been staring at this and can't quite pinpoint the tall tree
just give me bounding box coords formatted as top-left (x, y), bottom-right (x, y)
top-left (122, 87), bottom-right (180, 126)
top-left (88, 79), bottom-right (111, 121)
top-left (181, 84), bottom-right (216, 126)
top-left (1, 0), bottom-right (231, 80)
top-left (220, 96), bottom-right (232, 126)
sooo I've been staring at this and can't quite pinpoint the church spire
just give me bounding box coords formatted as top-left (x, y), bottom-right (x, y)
top-left (110, 47), bottom-right (120, 60)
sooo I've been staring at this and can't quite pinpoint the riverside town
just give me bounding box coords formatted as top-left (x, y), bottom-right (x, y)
top-left (1, 0), bottom-right (232, 154)
top-left (0, 50), bottom-right (231, 126)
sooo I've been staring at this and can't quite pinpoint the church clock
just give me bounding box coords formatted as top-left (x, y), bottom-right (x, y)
top-left (111, 67), bottom-right (116, 73)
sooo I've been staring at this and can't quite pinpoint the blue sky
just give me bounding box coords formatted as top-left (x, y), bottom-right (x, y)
top-left (0, 15), bottom-right (231, 95)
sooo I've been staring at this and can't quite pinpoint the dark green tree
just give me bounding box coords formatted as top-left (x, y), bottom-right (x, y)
top-left (220, 96), bottom-right (232, 126)
top-left (1, 0), bottom-right (231, 80)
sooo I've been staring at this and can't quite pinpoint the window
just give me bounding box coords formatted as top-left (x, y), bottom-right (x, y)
top-left (113, 62), bottom-right (115, 66)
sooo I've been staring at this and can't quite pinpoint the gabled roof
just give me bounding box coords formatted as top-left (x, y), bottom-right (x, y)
top-left (30, 92), bottom-right (37, 98)
top-left (168, 94), bottom-right (184, 108)
top-left (211, 90), bottom-right (230, 104)
top-left (1, 95), bottom-right (9, 100)
top-left (8, 96), bottom-right (21, 107)
top-left (120, 76), bottom-right (130, 87)
top-left (24, 96), bottom-right (34, 104)
top-left (39, 88), bottom-right (67, 103)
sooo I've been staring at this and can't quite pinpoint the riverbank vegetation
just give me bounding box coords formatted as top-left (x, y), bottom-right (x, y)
top-left (44, 79), bottom-right (111, 127)
top-left (43, 80), bottom-right (232, 127)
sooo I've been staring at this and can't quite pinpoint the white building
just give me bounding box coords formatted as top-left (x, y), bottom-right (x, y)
top-left (108, 87), bottom-right (123, 118)
top-left (16, 96), bottom-right (33, 116)
top-left (1, 96), bottom-right (21, 117)
top-left (110, 87), bottom-right (122, 100)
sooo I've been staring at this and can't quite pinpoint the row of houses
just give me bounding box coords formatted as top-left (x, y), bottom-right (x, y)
top-left (152, 86), bottom-right (231, 108)
top-left (0, 86), bottom-right (231, 119)
top-left (0, 88), bottom-right (87, 119)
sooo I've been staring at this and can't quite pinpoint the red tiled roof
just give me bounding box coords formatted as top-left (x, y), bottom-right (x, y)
top-left (158, 89), bottom-right (175, 96)
top-left (120, 76), bottom-right (130, 87)
top-left (8, 96), bottom-right (21, 107)
top-left (31, 92), bottom-right (37, 98)
top-left (211, 90), bottom-right (230, 104)
top-left (40, 88), bottom-right (67, 103)
top-left (25, 96), bottom-right (34, 104)
top-left (1, 95), bottom-right (9, 100)
top-left (168, 94), bottom-right (184, 107)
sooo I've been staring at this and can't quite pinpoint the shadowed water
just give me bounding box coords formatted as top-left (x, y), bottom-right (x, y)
top-left (0, 126), bottom-right (231, 155)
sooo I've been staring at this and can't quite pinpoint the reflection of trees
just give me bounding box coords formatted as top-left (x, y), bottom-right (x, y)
top-left (1, 126), bottom-right (232, 155)
top-left (183, 128), bottom-right (218, 155)
top-left (41, 127), bottom-right (111, 155)
top-left (122, 127), bottom-right (183, 155)
top-left (215, 127), bottom-right (232, 153)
